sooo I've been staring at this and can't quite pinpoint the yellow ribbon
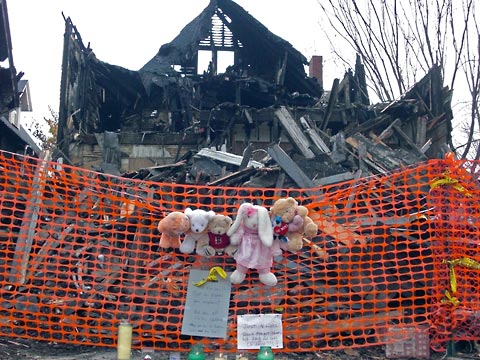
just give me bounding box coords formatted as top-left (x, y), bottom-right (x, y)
top-left (441, 257), bottom-right (480, 305)
top-left (430, 173), bottom-right (472, 197)
top-left (442, 290), bottom-right (459, 306)
top-left (194, 266), bottom-right (227, 287)
top-left (445, 257), bottom-right (480, 270)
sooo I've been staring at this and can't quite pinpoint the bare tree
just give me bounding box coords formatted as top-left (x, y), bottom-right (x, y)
top-left (457, 27), bottom-right (480, 160)
top-left (26, 106), bottom-right (58, 150)
top-left (318, 0), bottom-right (479, 159)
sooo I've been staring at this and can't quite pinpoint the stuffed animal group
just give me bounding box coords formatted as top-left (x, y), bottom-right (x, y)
top-left (158, 208), bottom-right (235, 255)
top-left (156, 197), bottom-right (318, 287)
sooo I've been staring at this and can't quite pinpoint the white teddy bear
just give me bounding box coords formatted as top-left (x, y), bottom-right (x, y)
top-left (179, 207), bottom-right (215, 254)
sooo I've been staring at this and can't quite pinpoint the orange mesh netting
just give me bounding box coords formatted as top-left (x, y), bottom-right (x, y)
top-left (0, 149), bottom-right (479, 354)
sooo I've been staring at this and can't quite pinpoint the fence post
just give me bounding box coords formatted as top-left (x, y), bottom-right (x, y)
top-left (8, 150), bottom-right (51, 285)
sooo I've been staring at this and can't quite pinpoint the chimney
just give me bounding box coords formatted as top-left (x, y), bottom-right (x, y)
top-left (309, 55), bottom-right (323, 88)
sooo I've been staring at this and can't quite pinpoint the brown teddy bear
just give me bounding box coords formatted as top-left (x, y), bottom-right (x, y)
top-left (157, 211), bottom-right (191, 249)
top-left (196, 214), bottom-right (237, 257)
top-left (269, 197), bottom-right (318, 251)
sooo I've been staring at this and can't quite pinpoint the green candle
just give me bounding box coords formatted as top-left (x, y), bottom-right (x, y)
top-left (188, 344), bottom-right (205, 360)
top-left (257, 346), bottom-right (274, 360)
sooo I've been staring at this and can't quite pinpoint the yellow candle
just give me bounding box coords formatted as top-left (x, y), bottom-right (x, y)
top-left (117, 321), bottom-right (132, 360)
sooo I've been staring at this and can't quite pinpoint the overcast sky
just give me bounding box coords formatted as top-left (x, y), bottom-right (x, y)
top-left (7, 0), bottom-right (338, 124)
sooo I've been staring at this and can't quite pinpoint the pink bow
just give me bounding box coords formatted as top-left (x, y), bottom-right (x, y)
top-left (246, 207), bottom-right (258, 217)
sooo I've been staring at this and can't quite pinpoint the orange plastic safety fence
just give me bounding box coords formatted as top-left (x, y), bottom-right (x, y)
top-left (0, 149), bottom-right (480, 354)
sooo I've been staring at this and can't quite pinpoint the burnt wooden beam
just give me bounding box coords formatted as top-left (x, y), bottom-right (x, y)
top-left (276, 51), bottom-right (288, 86)
top-left (206, 167), bottom-right (256, 186)
top-left (315, 172), bottom-right (356, 187)
top-left (415, 115), bottom-right (428, 147)
top-left (274, 106), bottom-right (315, 159)
top-left (267, 143), bottom-right (315, 190)
top-left (355, 54), bottom-right (369, 105)
top-left (196, 148), bottom-right (264, 168)
top-left (321, 78), bottom-right (340, 131)
top-left (58, 19), bottom-right (74, 158)
top-left (271, 111), bottom-right (280, 142)
top-left (79, 132), bottom-right (198, 146)
top-left (344, 114), bottom-right (391, 137)
top-left (299, 115), bottom-right (330, 155)
top-left (345, 135), bottom-right (388, 174)
top-left (239, 143), bottom-right (254, 170)
top-left (338, 73), bottom-right (351, 107)
top-left (392, 123), bottom-right (428, 160)
top-left (420, 139), bottom-right (432, 154)
top-left (377, 118), bottom-right (401, 142)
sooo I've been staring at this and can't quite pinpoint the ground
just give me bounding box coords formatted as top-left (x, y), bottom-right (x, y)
top-left (2, 337), bottom-right (478, 360)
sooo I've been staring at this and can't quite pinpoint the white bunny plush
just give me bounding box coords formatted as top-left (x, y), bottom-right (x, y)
top-left (227, 202), bottom-right (276, 286)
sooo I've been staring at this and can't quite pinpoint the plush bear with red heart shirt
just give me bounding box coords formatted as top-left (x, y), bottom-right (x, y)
top-left (269, 197), bottom-right (318, 251)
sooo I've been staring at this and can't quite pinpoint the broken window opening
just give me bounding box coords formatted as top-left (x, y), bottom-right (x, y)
top-left (195, 10), bottom-right (241, 76)
top-left (197, 50), bottom-right (234, 75)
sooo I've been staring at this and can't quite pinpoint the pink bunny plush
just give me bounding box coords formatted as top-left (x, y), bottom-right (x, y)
top-left (227, 202), bottom-right (276, 286)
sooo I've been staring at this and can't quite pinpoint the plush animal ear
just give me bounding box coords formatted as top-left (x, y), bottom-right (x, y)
top-left (288, 197), bottom-right (298, 206)
top-left (256, 206), bottom-right (273, 246)
top-left (228, 203), bottom-right (251, 236)
top-left (224, 216), bottom-right (233, 227)
top-left (157, 214), bottom-right (171, 232)
top-left (157, 219), bottom-right (165, 232)
top-left (185, 207), bottom-right (193, 217)
top-left (207, 210), bottom-right (216, 220)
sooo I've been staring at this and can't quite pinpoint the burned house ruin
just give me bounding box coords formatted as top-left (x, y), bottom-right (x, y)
top-left (0, 2), bottom-right (471, 354)
top-left (58, 0), bottom-right (453, 187)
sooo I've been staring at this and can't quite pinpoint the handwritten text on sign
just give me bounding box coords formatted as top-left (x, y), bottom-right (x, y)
top-left (181, 269), bottom-right (231, 338)
top-left (237, 314), bottom-right (283, 349)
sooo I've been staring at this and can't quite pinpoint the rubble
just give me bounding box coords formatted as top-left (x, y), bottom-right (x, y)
top-left (121, 63), bottom-right (452, 191)
top-left (58, 0), bottom-right (452, 186)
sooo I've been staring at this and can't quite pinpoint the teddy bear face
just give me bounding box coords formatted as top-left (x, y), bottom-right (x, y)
top-left (158, 212), bottom-right (190, 235)
top-left (208, 215), bottom-right (232, 235)
top-left (185, 208), bottom-right (215, 233)
top-left (271, 197), bottom-right (298, 223)
top-left (176, 216), bottom-right (191, 233)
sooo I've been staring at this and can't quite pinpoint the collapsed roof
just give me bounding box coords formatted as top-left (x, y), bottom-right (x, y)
top-left (58, 0), bottom-right (322, 159)
top-left (140, 0), bottom-right (321, 96)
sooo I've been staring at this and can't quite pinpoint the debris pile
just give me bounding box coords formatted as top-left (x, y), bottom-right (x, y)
top-left (58, 0), bottom-right (452, 183)
top-left (121, 63), bottom-right (452, 191)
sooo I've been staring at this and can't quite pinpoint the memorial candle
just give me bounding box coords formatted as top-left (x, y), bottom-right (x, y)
top-left (257, 346), bottom-right (274, 360)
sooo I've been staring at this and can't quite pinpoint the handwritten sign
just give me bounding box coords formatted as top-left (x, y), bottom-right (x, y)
top-left (237, 314), bottom-right (283, 349)
top-left (181, 269), bottom-right (231, 338)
